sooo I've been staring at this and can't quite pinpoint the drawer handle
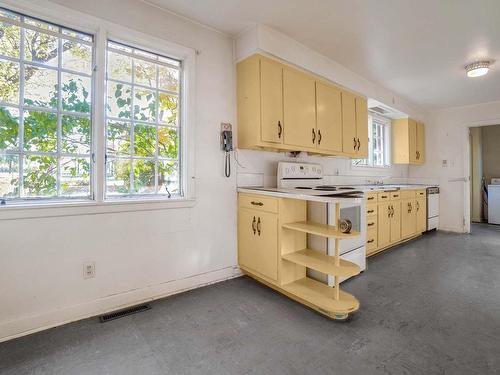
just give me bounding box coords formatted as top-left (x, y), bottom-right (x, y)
top-left (381, 195), bottom-right (388, 198)
top-left (393, 194), bottom-right (399, 198)
top-left (367, 209), bottom-right (374, 214)
top-left (367, 239), bottom-right (375, 244)
top-left (367, 222), bottom-right (375, 227)
top-left (367, 197), bottom-right (374, 200)
top-left (251, 201), bottom-right (263, 206)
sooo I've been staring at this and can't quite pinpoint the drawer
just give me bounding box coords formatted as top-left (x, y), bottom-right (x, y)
top-left (366, 204), bottom-right (378, 217)
top-left (401, 190), bottom-right (416, 199)
top-left (366, 227), bottom-right (378, 254)
top-left (390, 191), bottom-right (401, 200)
top-left (416, 189), bottom-right (426, 198)
top-left (366, 217), bottom-right (377, 229)
top-left (378, 192), bottom-right (391, 201)
top-left (238, 194), bottom-right (278, 213)
top-left (366, 192), bottom-right (378, 203)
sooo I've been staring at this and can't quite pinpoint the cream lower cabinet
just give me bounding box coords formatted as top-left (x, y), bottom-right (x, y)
top-left (238, 208), bottom-right (278, 281)
top-left (401, 198), bottom-right (417, 238)
top-left (367, 189), bottom-right (426, 257)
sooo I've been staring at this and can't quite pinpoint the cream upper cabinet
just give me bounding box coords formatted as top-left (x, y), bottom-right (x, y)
top-left (237, 55), bottom-right (283, 149)
top-left (342, 91), bottom-right (357, 155)
top-left (260, 58), bottom-right (284, 144)
top-left (392, 118), bottom-right (425, 165)
top-left (416, 121), bottom-right (425, 164)
top-left (283, 67), bottom-right (317, 149)
top-left (315, 82), bottom-right (342, 153)
top-left (236, 54), bottom-right (369, 158)
top-left (355, 96), bottom-right (368, 158)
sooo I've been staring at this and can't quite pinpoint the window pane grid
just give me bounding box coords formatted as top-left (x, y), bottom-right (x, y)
top-left (105, 40), bottom-right (181, 198)
top-left (0, 10), bottom-right (94, 200)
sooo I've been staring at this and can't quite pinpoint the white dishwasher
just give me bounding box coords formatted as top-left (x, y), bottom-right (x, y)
top-left (487, 182), bottom-right (500, 224)
top-left (427, 187), bottom-right (439, 231)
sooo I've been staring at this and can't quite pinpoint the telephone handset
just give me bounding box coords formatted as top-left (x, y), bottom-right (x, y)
top-left (220, 123), bottom-right (233, 178)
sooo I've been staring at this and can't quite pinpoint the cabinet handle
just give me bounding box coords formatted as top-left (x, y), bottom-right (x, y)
top-left (278, 121), bottom-right (282, 138)
top-left (252, 216), bottom-right (257, 235)
top-left (367, 222), bottom-right (375, 227)
top-left (367, 209), bottom-right (374, 213)
top-left (318, 129), bottom-right (322, 145)
top-left (388, 206), bottom-right (391, 218)
top-left (357, 138), bottom-right (361, 151)
top-left (257, 217), bottom-right (261, 236)
top-left (312, 128), bottom-right (316, 144)
top-left (416, 201), bottom-right (420, 211)
top-left (353, 137), bottom-right (357, 150)
top-left (390, 205), bottom-right (394, 217)
top-left (367, 239), bottom-right (375, 244)
top-left (410, 202), bottom-right (413, 212)
top-left (407, 202), bottom-right (411, 213)
top-left (251, 201), bottom-right (263, 206)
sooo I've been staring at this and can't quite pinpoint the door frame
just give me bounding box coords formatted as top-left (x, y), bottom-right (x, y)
top-left (463, 118), bottom-right (500, 233)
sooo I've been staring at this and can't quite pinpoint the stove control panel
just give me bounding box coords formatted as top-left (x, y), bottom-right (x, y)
top-left (277, 162), bottom-right (323, 180)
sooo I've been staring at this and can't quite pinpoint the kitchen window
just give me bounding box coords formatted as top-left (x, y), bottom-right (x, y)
top-left (105, 41), bottom-right (181, 198)
top-left (0, 8), bottom-right (94, 202)
top-left (352, 113), bottom-right (391, 168)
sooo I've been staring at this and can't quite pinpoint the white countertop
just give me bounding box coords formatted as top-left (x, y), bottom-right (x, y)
top-left (237, 187), bottom-right (364, 204)
top-left (238, 184), bottom-right (437, 203)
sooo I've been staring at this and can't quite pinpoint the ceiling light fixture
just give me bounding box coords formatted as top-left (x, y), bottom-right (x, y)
top-left (465, 61), bottom-right (490, 78)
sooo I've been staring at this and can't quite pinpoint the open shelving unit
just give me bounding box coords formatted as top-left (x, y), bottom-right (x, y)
top-left (280, 203), bottom-right (361, 319)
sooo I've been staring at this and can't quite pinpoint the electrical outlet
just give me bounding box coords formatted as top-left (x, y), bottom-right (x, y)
top-left (83, 262), bottom-right (95, 279)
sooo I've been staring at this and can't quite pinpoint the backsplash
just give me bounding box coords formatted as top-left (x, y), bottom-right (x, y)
top-left (236, 149), bottom-right (414, 187)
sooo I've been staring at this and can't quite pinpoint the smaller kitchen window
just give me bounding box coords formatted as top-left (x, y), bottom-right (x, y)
top-left (352, 113), bottom-right (391, 168)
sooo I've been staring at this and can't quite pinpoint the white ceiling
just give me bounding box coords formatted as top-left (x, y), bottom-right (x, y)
top-left (145, 0), bottom-right (500, 110)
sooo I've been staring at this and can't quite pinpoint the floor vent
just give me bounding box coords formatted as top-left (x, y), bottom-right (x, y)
top-left (99, 304), bottom-right (151, 323)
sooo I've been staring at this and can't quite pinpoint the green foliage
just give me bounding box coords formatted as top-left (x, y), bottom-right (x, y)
top-left (0, 22), bottom-right (179, 198)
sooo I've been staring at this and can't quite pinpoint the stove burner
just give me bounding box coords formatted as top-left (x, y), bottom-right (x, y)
top-left (314, 185), bottom-right (338, 191)
top-left (295, 186), bottom-right (313, 190)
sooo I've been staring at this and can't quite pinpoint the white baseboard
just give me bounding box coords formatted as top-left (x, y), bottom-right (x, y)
top-left (0, 266), bottom-right (242, 343)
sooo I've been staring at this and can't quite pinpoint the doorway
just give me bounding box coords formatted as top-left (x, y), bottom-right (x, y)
top-left (468, 124), bottom-right (500, 228)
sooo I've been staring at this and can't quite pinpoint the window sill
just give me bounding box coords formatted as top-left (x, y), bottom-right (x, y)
top-left (0, 197), bottom-right (196, 221)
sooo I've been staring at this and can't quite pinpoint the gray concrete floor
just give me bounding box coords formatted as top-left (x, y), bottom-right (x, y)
top-left (1, 224), bottom-right (500, 375)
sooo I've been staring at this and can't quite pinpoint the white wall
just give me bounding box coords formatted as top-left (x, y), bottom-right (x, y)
top-left (0, 0), bottom-right (238, 342)
top-left (235, 25), bottom-right (428, 187)
top-left (409, 99), bottom-right (500, 232)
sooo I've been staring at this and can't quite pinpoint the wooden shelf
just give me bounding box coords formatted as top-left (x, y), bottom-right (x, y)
top-left (282, 249), bottom-right (360, 277)
top-left (282, 221), bottom-right (360, 238)
top-left (282, 277), bottom-right (359, 315)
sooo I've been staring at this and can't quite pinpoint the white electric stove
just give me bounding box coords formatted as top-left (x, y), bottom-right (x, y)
top-left (277, 162), bottom-right (367, 284)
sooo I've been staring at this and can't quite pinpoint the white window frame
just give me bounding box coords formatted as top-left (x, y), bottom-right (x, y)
top-left (0, 9), bottom-right (96, 202)
top-left (104, 40), bottom-right (183, 199)
top-left (0, 0), bottom-right (196, 219)
top-left (352, 112), bottom-right (392, 168)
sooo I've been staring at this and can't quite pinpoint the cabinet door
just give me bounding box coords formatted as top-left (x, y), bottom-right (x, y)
top-left (283, 68), bottom-right (317, 148)
top-left (390, 201), bottom-right (402, 243)
top-left (377, 202), bottom-right (391, 249)
top-left (416, 122), bottom-right (425, 164)
top-left (416, 197), bottom-right (427, 233)
top-left (260, 58), bottom-right (283, 144)
top-left (355, 96), bottom-right (369, 158)
top-left (341, 91), bottom-right (357, 155)
top-left (316, 82), bottom-right (342, 153)
top-left (238, 209), bottom-right (278, 281)
top-left (401, 198), bottom-right (417, 238)
top-left (408, 119), bottom-right (418, 164)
